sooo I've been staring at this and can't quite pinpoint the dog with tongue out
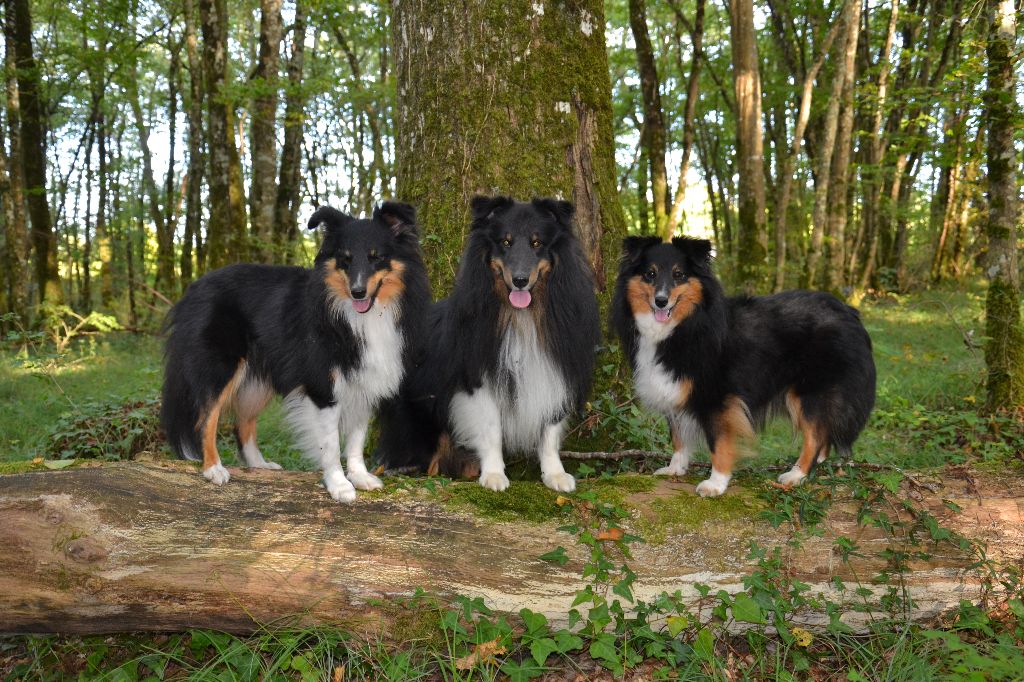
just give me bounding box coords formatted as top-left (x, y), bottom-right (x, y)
top-left (376, 195), bottom-right (601, 494)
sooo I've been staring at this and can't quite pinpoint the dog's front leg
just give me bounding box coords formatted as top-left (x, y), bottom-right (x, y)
top-left (341, 404), bottom-right (384, 492)
top-left (538, 420), bottom-right (575, 492)
top-left (288, 395), bottom-right (356, 502)
top-left (450, 387), bottom-right (509, 491)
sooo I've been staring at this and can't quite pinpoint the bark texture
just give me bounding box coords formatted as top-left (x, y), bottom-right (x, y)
top-left (983, 0), bottom-right (1022, 410)
top-left (182, 0), bottom-right (205, 282)
top-left (272, 1), bottom-right (306, 262)
top-left (393, 0), bottom-right (626, 295)
top-left (729, 0), bottom-right (767, 290)
top-left (200, 0), bottom-right (248, 269)
top-left (0, 462), bottom-right (1018, 635)
top-left (9, 0), bottom-right (60, 302)
top-left (1, 5), bottom-right (27, 320)
top-left (249, 0), bottom-right (282, 261)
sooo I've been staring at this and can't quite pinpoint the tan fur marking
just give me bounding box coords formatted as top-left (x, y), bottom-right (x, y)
top-left (373, 260), bottom-right (407, 306)
top-left (709, 395), bottom-right (755, 476)
top-left (626, 276), bottom-right (655, 316)
top-left (669, 279), bottom-right (704, 323)
top-left (323, 258), bottom-right (351, 300)
top-left (670, 421), bottom-right (683, 452)
top-left (786, 390), bottom-right (828, 474)
top-left (677, 378), bottom-right (694, 408)
top-left (200, 362), bottom-right (246, 472)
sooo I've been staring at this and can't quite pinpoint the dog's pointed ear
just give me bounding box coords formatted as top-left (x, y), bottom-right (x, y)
top-left (307, 206), bottom-right (354, 232)
top-left (470, 195), bottom-right (513, 228)
top-left (671, 237), bottom-right (713, 269)
top-left (375, 201), bottom-right (418, 238)
top-left (622, 236), bottom-right (662, 265)
top-left (532, 197), bottom-right (575, 230)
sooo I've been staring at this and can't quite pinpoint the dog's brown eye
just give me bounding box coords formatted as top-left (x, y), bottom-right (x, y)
top-left (501, 238), bottom-right (512, 248)
top-left (673, 270), bottom-right (685, 282)
top-left (531, 239), bottom-right (542, 249)
top-left (643, 269), bottom-right (656, 283)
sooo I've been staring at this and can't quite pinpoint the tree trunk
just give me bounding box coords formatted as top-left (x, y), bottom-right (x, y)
top-left (182, 0), bottom-right (204, 283)
top-left (665, 0), bottom-right (705, 236)
top-left (982, 0), bottom-right (1022, 410)
top-left (628, 0), bottom-right (669, 239)
top-left (729, 0), bottom-right (767, 290)
top-left (272, 0), bottom-right (306, 263)
top-left (771, 6), bottom-right (843, 292)
top-left (94, 100), bottom-right (112, 308)
top-left (162, 37), bottom-right (180, 292)
top-left (393, 0), bottom-right (626, 296)
top-left (0, 462), bottom-right (1018, 634)
top-left (929, 98), bottom-right (965, 282)
top-left (1, 6), bottom-right (27, 321)
top-left (249, 0), bottom-right (282, 261)
top-left (822, 0), bottom-right (860, 295)
top-left (200, 0), bottom-right (248, 270)
top-left (9, 0), bottom-right (60, 302)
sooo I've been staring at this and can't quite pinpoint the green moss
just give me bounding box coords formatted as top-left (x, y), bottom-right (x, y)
top-left (442, 480), bottom-right (568, 523)
top-left (631, 482), bottom-right (764, 545)
top-left (579, 473), bottom-right (657, 505)
top-left (0, 460), bottom-right (37, 475)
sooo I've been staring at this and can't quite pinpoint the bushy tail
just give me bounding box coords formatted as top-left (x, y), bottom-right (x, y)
top-left (160, 324), bottom-right (203, 461)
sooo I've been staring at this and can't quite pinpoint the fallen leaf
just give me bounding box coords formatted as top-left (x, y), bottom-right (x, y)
top-left (791, 627), bottom-right (813, 647)
top-left (454, 637), bottom-right (506, 670)
top-left (373, 465), bottom-right (385, 476)
top-left (43, 459), bottom-right (76, 470)
top-left (31, 457), bottom-right (43, 466)
top-left (332, 664), bottom-right (345, 682)
top-left (594, 527), bottom-right (624, 542)
top-left (768, 481), bottom-right (793, 491)
top-left (555, 495), bottom-right (571, 507)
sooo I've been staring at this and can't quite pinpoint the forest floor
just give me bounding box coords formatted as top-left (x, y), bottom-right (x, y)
top-left (1, 281), bottom-right (1023, 680)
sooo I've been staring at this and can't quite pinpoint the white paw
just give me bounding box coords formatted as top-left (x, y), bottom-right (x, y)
top-left (250, 460), bottom-right (282, 470)
top-left (347, 470), bottom-right (384, 491)
top-left (203, 463), bottom-right (230, 486)
top-left (654, 464), bottom-right (689, 477)
top-left (479, 471), bottom-right (510, 492)
top-left (695, 478), bottom-right (727, 498)
top-left (324, 471), bottom-right (357, 503)
top-left (542, 471), bottom-right (576, 493)
top-left (778, 467), bottom-right (807, 487)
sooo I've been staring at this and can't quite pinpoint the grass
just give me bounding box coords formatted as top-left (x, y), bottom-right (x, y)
top-left (2, 281), bottom-right (1022, 680)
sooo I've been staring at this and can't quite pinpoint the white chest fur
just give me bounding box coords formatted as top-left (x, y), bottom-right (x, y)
top-left (489, 311), bottom-right (570, 451)
top-left (633, 333), bottom-right (684, 416)
top-left (333, 300), bottom-right (405, 427)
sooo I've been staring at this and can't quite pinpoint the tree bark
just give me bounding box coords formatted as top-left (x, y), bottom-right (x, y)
top-left (1, 5), bottom-right (27, 321)
top-left (729, 0), bottom-right (767, 290)
top-left (821, 0), bottom-right (860, 295)
top-left (393, 0), bottom-right (626, 296)
top-left (9, 0), bottom-right (60, 302)
top-left (628, 0), bottom-right (670, 239)
top-left (272, 0), bottom-right (306, 262)
top-left (983, 0), bottom-right (1022, 410)
top-left (0, 462), bottom-right (1017, 634)
top-left (200, 0), bottom-right (248, 269)
top-left (182, 0), bottom-right (205, 283)
top-left (249, 0), bottom-right (282, 261)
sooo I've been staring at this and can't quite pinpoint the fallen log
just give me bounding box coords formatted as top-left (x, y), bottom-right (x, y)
top-left (0, 460), bottom-right (1020, 635)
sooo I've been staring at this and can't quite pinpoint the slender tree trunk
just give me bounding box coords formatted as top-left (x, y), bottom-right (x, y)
top-left (182, 0), bottom-right (204, 283)
top-left (249, 0), bottom-right (282, 261)
top-left (771, 6), bottom-right (843, 291)
top-left (822, 0), bottom-right (860, 295)
top-left (9, 0), bottom-right (60, 302)
top-left (929, 98), bottom-right (965, 282)
top-left (729, 0), bottom-right (767, 290)
top-left (982, 0), bottom-right (1022, 410)
top-left (665, 0), bottom-right (705, 235)
top-left (81, 113), bottom-right (95, 312)
top-left (628, 0), bottom-right (670, 238)
top-left (162, 37), bottom-right (180, 292)
top-left (200, 0), bottom-right (248, 269)
top-left (272, 0), bottom-right (306, 262)
top-left (637, 141), bottom-right (650, 234)
top-left (2, 8), bottom-right (28, 320)
top-left (95, 101), bottom-right (112, 307)
top-left (393, 0), bottom-right (627, 296)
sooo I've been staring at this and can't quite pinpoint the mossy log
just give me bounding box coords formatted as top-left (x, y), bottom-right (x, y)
top-left (0, 461), bottom-right (1020, 635)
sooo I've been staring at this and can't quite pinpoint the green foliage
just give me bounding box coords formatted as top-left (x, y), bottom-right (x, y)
top-left (45, 397), bottom-right (162, 461)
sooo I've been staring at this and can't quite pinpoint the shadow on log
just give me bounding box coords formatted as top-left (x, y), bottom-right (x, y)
top-left (0, 461), bottom-right (1021, 635)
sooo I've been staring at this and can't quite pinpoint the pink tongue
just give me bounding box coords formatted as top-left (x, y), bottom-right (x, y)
top-left (654, 308), bottom-right (670, 323)
top-left (353, 298), bottom-right (372, 313)
top-left (509, 290), bottom-right (532, 309)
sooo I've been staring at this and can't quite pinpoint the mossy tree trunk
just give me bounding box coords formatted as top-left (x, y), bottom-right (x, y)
top-left (392, 0), bottom-right (626, 297)
top-left (982, 0), bottom-right (1022, 411)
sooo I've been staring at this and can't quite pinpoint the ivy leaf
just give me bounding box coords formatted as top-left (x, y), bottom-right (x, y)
top-left (666, 615), bottom-right (689, 637)
top-left (500, 658), bottom-right (544, 681)
top-left (693, 627), bottom-right (716, 661)
top-left (529, 637), bottom-right (558, 666)
top-left (43, 459), bottom-right (75, 469)
top-left (731, 593), bottom-right (766, 624)
top-left (519, 608), bottom-right (548, 637)
top-left (538, 546), bottom-right (569, 566)
top-left (588, 633), bottom-right (618, 666)
top-left (553, 630), bottom-right (583, 653)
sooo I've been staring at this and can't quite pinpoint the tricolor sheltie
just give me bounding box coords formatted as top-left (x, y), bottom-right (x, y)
top-left (160, 203), bottom-right (430, 502)
top-left (377, 196), bottom-right (600, 492)
top-left (612, 236), bottom-right (875, 497)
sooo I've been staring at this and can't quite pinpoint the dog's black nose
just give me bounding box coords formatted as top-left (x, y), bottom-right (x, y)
top-left (512, 276), bottom-right (529, 289)
top-left (351, 287), bottom-right (367, 299)
top-left (654, 295), bottom-right (669, 309)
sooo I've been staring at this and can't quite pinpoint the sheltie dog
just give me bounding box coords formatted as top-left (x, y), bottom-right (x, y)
top-left (612, 236), bottom-right (875, 497)
top-left (161, 203), bottom-right (430, 502)
top-left (376, 196), bottom-right (600, 492)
